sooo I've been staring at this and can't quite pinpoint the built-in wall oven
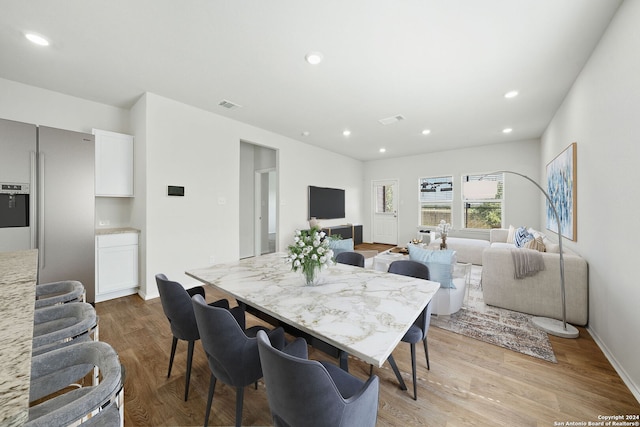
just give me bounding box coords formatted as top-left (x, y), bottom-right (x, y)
top-left (0, 183), bottom-right (30, 228)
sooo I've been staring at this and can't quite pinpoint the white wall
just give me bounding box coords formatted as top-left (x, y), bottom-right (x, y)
top-left (132, 93), bottom-right (364, 299)
top-left (363, 139), bottom-right (541, 244)
top-left (0, 78), bottom-right (130, 134)
top-left (541, 0), bottom-right (640, 400)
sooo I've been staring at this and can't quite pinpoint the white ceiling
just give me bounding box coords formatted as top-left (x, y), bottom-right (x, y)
top-left (0, 0), bottom-right (622, 161)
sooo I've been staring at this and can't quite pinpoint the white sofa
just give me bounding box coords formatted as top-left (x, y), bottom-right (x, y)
top-left (481, 228), bottom-right (589, 326)
top-left (428, 236), bottom-right (489, 265)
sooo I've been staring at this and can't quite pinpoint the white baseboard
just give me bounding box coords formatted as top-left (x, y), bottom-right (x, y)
top-left (587, 326), bottom-right (640, 404)
top-left (95, 287), bottom-right (139, 303)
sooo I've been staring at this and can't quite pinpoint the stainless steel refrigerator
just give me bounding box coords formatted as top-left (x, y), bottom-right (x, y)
top-left (0, 118), bottom-right (96, 302)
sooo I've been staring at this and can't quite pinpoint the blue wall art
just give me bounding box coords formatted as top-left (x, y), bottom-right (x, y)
top-left (546, 143), bottom-right (577, 241)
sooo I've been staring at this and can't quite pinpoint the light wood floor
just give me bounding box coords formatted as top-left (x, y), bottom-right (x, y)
top-left (96, 259), bottom-right (639, 426)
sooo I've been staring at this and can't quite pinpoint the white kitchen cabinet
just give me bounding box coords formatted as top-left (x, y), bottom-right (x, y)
top-left (93, 129), bottom-right (134, 197)
top-left (96, 231), bottom-right (139, 302)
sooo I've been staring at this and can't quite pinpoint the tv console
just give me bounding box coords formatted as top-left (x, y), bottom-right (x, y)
top-left (321, 224), bottom-right (363, 246)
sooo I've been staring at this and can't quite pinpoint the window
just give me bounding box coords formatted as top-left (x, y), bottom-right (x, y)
top-left (462, 173), bottom-right (504, 229)
top-left (419, 176), bottom-right (453, 227)
top-left (375, 183), bottom-right (395, 214)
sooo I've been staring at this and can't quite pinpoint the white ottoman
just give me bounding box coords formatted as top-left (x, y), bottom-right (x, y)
top-left (431, 263), bottom-right (471, 315)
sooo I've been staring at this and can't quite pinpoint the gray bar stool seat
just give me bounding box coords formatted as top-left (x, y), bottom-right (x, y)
top-left (32, 302), bottom-right (98, 356)
top-left (26, 341), bottom-right (123, 427)
top-left (35, 280), bottom-right (86, 308)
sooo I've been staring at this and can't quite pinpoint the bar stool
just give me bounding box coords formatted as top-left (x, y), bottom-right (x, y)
top-left (35, 280), bottom-right (85, 308)
top-left (26, 341), bottom-right (124, 427)
top-left (32, 302), bottom-right (98, 356)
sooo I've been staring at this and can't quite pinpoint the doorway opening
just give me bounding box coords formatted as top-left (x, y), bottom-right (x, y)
top-left (239, 141), bottom-right (278, 258)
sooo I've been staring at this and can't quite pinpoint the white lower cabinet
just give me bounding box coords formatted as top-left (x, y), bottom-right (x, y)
top-left (96, 232), bottom-right (139, 302)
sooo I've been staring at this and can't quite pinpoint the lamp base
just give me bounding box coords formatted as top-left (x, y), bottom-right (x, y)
top-left (531, 317), bottom-right (579, 339)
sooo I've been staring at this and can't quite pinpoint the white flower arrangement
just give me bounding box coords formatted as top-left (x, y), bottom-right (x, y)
top-left (286, 227), bottom-right (334, 276)
top-left (436, 219), bottom-right (452, 237)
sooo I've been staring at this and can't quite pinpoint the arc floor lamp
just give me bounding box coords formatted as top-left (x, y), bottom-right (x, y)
top-left (479, 170), bottom-right (579, 339)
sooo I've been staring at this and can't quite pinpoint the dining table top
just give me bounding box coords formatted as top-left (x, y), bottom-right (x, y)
top-left (186, 252), bottom-right (440, 367)
top-left (0, 249), bottom-right (38, 427)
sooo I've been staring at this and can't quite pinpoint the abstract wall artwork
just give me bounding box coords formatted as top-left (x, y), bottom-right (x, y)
top-left (546, 143), bottom-right (577, 241)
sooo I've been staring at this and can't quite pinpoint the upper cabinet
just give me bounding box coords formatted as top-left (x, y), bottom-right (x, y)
top-left (93, 129), bottom-right (134, 197)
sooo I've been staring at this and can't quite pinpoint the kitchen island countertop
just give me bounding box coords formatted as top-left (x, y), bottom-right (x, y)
top-left (0, 249), bottom-right (38, 427)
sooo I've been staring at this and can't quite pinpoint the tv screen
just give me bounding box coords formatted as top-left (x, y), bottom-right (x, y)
top-left (308, 186), bottom-right (345, 220)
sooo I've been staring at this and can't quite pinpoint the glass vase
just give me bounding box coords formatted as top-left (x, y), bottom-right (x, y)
top-left (440, 234), bottom-right (448, 250)
top-left (303, 264), bottom-right (321, 286)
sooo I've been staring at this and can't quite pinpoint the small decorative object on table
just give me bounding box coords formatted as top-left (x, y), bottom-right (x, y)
top-left (437, 220), bottom-right (452, 250)
top-left (308, 217), bottom-right (320, 228)
top-left (287, 226), bottom-right (334, 285)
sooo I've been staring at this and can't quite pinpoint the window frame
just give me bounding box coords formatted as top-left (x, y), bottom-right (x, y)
top-left (461, 173), bottom-right (504, 230)
top-left (418, 175), bottom-right (454, 228)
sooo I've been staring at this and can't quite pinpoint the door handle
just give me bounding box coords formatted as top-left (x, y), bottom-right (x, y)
top-left (38, 153), bottom-right (45, 268)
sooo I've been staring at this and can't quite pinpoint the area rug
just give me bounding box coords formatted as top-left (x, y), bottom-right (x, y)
top-left (432, 266), bottom-right (557, 363)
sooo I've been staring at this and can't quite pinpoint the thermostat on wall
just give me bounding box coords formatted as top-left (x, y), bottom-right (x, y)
top-left (167, 186), bottom-right (184, 196)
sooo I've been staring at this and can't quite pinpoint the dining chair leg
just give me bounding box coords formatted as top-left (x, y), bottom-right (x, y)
top-left (410, 343), bottom-right (417, 400)
top-left (423, 339), bottom-right (430, 370)
top-left (387, 354), bottom-right (407, 391)
top-left (168, 336), bottom-right (178, 377)
top-left (185, 340), bottom-right (195, 401)
top-left (235, 386), bottom-right (244, 427)
top-left (204, 374), bottom-right (216, 427)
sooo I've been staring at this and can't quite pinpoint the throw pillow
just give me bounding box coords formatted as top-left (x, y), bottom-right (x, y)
top-left (514, 226), bottom-right (534, 248)
top-left (327, 238), bottom-right (353, 257)
top-left (524, 236), bottom-right (546, 252)
top-left (506, 225), bottom-right (516, 244)
top-left (408, 244), bottom-right (457, 288)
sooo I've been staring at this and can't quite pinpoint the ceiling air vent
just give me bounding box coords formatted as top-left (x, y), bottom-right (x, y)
top-left (218, 99), bottom-right (242, 110)
top-left (378, 114), bottom-right (405, 125)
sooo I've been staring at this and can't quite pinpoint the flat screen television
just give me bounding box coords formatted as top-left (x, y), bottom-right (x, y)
top-left (308, 186), bottom-right (345, 220)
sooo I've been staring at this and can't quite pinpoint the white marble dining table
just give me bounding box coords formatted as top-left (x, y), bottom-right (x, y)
top-left (186, 252), bottom-right (440, 369)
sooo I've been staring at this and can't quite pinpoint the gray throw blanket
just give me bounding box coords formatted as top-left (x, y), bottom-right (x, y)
top-left (511, 248), bottom-right (545, 279)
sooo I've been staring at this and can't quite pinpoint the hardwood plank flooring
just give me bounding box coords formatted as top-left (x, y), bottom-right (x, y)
top-left (96, 272), bottom-right (639, 426)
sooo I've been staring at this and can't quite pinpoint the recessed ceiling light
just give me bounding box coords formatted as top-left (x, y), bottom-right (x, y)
top-left (422, 129), bottom-right (431, 135)
top-left (342, 130), bottom-right (351, 137)
top-left (301, 131), bottom-right (310, 137)
top-left (379, 148), bottom-right (386, 153)
top-left (305, 52), bottom-right (323, 65)
top-left (504, 90), bottom-right (519, 99)
top-left (25, 32), bottom-right (50, 46)
top-left (502, 128), bottom-right (513, 134)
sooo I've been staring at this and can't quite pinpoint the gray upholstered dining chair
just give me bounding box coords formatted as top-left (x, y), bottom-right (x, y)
top-left (32, 302), bottom-right (98, 356)
top-left (385, 259), bottom-right (433, 400)
top-left (155, 273), bottom-right (231, 401)
top-left (191, 293), bottom-right (286, 427)
top-left (35, 280), bottom-right (85, 308)
top-left (335, 251), bottom-right (365, 268)
top-left (26, 341), bottom-right (123, 427)
top-left (257, 330), bottom-right (379, 427)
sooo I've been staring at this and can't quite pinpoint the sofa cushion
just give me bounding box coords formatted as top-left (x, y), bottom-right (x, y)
top-left (524, 236), bottom-right (546, 252)
top-left (408, 245), bottom-right (457, 288)
top-left (506, 225), bottom-right (516, 244)
top-left (491, 242), bottom-right (514, 249)
top-left (327, 238), bottom-right (353, 257)
top-left (514, 226), bottom-right (534, 248)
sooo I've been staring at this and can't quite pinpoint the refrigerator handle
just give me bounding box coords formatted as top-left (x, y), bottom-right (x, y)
top-left (30, 151), bottom-right (37, 249)
top-left (39, 152), bottom-right (45, 268)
